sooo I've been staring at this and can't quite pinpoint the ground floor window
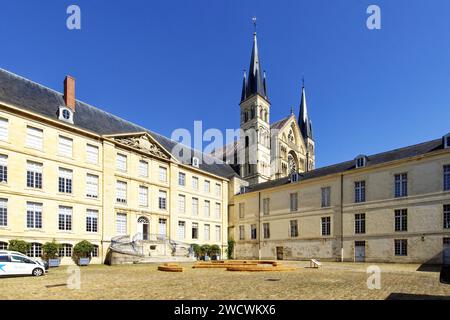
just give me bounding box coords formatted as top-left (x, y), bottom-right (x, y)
top-left (251, 224), bottom-right (257, 240)
top-left (321, 217), bottom-right (331, 236)
top-left (59, 244), bottom-right (73, 257)
top-left (290, 220), bottom-right (299, 237)
top-left (91, 245), bottom-right (99, 258)
top-left (0, 241), bottom-right (7, 250)
top-left (394, 239), bottom-right (407, 256)
top-left (354, 213), bottom-right (365, 234)
top-left (27, 243), bottom-right (42, 258)
top-left (263, 223), bottom-right (270, 239)
top-left (444, 205), bottom-right (450, 229)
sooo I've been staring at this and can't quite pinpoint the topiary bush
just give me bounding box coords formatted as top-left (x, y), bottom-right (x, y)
top-left (227, 239), bottom-right (235, 260)
top-left (72, 240), bottom-right (94, 264)
top-left (42, 240), bottom-right (60, 260)
top-left (210, 244), bottom-right (221, 260)
top-left (8, 240), bottom-right (31, 254)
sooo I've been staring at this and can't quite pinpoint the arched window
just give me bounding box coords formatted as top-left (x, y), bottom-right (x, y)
top-left (245, 136), bottom-right (250, 148)
top-left (138, 216), bottom-right (150, 241)
top-left (59, 244), bottom-right (73, 257)
top-left (27, 243), bottom-right (42, 258)
top-left (288, 152), bottom-right (298, 174)
top-left (250, 106), bottom-right (256, 119)
top-left (288, 130), bottom-right (295, 144)
top-left (0, 241), bottom-right (8, 250)
top-left (244, 111), bottom-right (248, 122)
top-left (264, 111), bottom-right (268, 123)
top-left (259, 108), bottom-right (263, 119)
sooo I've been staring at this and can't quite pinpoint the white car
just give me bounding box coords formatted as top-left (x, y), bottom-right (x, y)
top-left (0, 251), bottom-right (47, 277)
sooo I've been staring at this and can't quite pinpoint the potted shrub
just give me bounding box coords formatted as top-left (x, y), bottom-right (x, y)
top-left (72, 240), bottom-right (94, 266)
top-left (43, 240), bottom-right (61, 267)
top-left (8, 240), bottom-right (31, 255)
top-left (200, 245), bottom-right (211, 261)
top-left (210, 245), bottom-right (221, 261)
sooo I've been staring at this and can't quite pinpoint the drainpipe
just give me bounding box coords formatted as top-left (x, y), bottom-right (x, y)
top-left (258, 191), bottom-right (261, 260)
top-left (340, 174), bottom-right (344, 262)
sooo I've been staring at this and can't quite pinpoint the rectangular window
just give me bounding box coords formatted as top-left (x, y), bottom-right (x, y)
top-left (159, 190), bottom-right (167, 210)
top-left (27, 243), bottom-right (42, 258)
top-left (116, 154), bottom-right (127, 172)
top-left (239, 203), bottom-right (245, 219)
top-left (26, 161), bottom-right (43, 189)
top-left (139, 186), bottom-right (148, 207)
top-left (395, 239), bottom-right (408, 256)
top-left (204, 224), bottom-right (210, 241)
top-left (290, 220), bottom-right (299, 237)
top-left (263, 198), bottom-right (270, 215)
top-left (0, 199), bottom-right (7, 227)
top-left (91, 245), bottom-right (99, 258)
top-left (0, 155), bottom-right (7, 183)
top-left (290, 193), bottom-right (298, 212)
top-left (444, 165), bottom-right (450, 191)
top-left (177, 221), bottom-right (185, 240)
top-left (395, 173), bottom-right (408, 198)
top-left (321, 217), bottom-right (331, 236)
top-left (86, 209), bottom-right (98, 233)
top-left (355, 181), bottom-right (366, 203)
top-left (59, 244), bottom-right (73, 258)
top-left (178, 172), bottom-right (186, 186)
top-left (251, 224), bottom-right (257, 240)
top-left (192, 176), bottom-right (199, 190)
top-left (58, 168), bottom-right (73, 194)
top-left (26, 126), bottom-right (43, 150)
top-left (263, 223), bottom-right (270, 239)
top-left (192, 223), bottom-right (199, 240)
top-left (395, 209), bottom-right (408, 232)
top-left (58, 136), bottom-right (73, 158)
top-left (444, 205), bottom-right (450, 229)
top-left (204, 200), bottom-right (210, 217)
top-left (204, 180), bottom-right (210, 193)
top-left (192, 198), bottom-right (199, 215)
top-left (86, 174), bottom-right (99, 198)
top-left (215, 183), bottom-right (221, 197)
top-left (0, 118), bottom-right (8, 141)
top-left (215, 203), bottom-right (221, 219)
top-left (159, 166), bottom-right (167, 182)
top-left (355, 213), bottom-right (366, 234)
top-left (321, 187), bottom-right (331, 208)
top-left (139, 160), bottom-right (148, 177)
top-left (58, 206), bottom-right (72, 231)
top-left (159, 219), bottom-right (167, 237)
top-left (178, 195), bottom-right (186, 213)
top-left (239, 225), bottom-right (245, 240)
top-left (26, 202), bottom-right (42, 229)
top-left (116, 213), bottom-right (127, 235)
top-left (215, 225), bottom-right (221, 241)
top-left (116, 181), bottom-right (127, 204)
top-left (86, 144), bottom-right (99, 164)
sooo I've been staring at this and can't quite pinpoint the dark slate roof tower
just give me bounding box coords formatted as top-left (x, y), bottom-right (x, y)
top-left (240, 28), bottom-right (269, 102)
top-left (298, 84), bottom-right (313, 140)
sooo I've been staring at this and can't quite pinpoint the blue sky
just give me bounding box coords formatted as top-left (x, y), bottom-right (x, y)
top-left (1, 0), bottom-right (449, 167)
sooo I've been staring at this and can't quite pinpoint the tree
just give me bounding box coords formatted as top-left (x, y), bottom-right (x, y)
top-left (227, 240), bottom-right (236, 260)
top-left (8, 240), bottom-right (31, 254)
top-left (72, 240), bottom-right (94, 263)
top-left (42, 240), bottom-right (61, 260)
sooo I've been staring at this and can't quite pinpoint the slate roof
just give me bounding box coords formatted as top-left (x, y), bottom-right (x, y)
top-left (270, 115), bottom-right (292, 131)
top-left (0, 68), bottom-right (238, 179)
top-left (246, 137), bottom-right (446, 193)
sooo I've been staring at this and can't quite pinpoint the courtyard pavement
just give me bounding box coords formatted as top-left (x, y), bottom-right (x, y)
top-left (1, 261), bottom-right (449, 300)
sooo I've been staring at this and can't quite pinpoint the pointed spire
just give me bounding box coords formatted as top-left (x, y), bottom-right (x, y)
top-left (298, 82), bottom-right (313, 140)
top-left (240, 17), bottom-right (268, 103)
top-left (241, 70), bottom-right (247, 102)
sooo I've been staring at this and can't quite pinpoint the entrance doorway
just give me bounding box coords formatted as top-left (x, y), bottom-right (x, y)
top-left (276, 247), bottom-right (284, 260)
top-left (443, 238), bottom-right (450, 265)
top-left (137, 217), bottom-right (150, 241)
top-left (355, 241), bottom-right (366, 262)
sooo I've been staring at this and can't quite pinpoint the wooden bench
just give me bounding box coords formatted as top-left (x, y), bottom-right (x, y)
top-left (310, 259), bottom-right (322, 269)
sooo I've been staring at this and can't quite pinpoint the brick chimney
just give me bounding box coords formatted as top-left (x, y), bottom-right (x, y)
top-left (64, 76), bottom-right (76, 111)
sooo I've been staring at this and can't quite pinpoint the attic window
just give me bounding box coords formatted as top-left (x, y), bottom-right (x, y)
top-left (355, 155), bottom-right (367, 168)
top-left (192, 157), bottom-right (200, 168)
top-left (58, 106), bottom-right (74, 124)
top-left (291, 172), bottom-right (299, 183)
top-left (444, 134), bottom-right (450, 149)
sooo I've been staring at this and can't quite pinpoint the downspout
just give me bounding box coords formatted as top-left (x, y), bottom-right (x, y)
top-left (258, 191), bottom-right (261, 260)
top-left (340, 173), bottom-right (344, 262)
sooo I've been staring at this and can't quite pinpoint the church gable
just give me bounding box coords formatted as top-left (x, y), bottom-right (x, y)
top-left (104, 132), bottom-right (171, 160)
top-left (275, 115), bottom-right (306, 153)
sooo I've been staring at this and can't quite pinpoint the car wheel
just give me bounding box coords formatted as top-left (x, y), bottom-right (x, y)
top-left (32, 268), bottom-right (44, 277)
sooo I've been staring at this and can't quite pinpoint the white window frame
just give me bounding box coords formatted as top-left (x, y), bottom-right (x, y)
top-left (394, 173), bottom-right (408, 198)
top-left (26, 202), bottom-right (42, 229)
top-left (215, 203), bottom-right (221, 219)
top-left (0, 118), bottom-right (8, 141)
top-left (177, 221), bottom-right (186, 240)
top-left (116, 213), bottom-right (127, 235)
top-left (192, 198), bottom-right (199, 216)
top-left (116, 181), bottom-right (127, 204)
top-left (178, 172), bottom-right (186, 186)
top-left (178, 194), bottom-right (186, 213)
top-left (138, 186), bottom-right (148, 207)
top-left (86, 174), bottom-right (99, 198)
top-left (355, 181), bottom-right (366, 203)
top-left (239, 225), bottom-right (245, 240)
top-left (215, 183), bottom-right (221, 197)
top-left (26, 126), bottom-right (43, 150)
top-left (58, 206), bottom-right (72, 231)
top-left (0, 198), bottom-right (7, 227)
top-left (444, 165), bottom-right (450, 191)
top-left (86, 144), bottom-right (99, 164)
top-left (204, 224), bottom-right (210, 241)
top-left (192, 176), bottom-right (199, 190)
top-left (159, 166), bottom-right (167, 182)
top-left (158, 190), bottom-right (167, 210)
top-left (204, 200), bottom-right (210, 217)
top-left (58, 136), bottom-right (73, 158)
top-left (204, 180), bottom-right (210, 193)
top-left (116, 154), bottom-right (127, 172)
top-left (139, 160), bottom-right (149, 177)
top-left (0, 154), bottom-right (7, 183)
top-left (321, 187), bottom-right (331, 208)
top-left (26, 161), bottom-right (43, 189)
top-left (290, 193), bottom-right (298, 212)
top-left (86, 209), bottom-right (99, 233)
top-left (58, 168), bottom-right (73, 194)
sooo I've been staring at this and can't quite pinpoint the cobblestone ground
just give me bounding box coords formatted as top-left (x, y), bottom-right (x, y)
top-left (1, 261), bottom-right (449, 300)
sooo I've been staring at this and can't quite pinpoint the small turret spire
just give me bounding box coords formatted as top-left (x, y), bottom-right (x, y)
top-left (298, 81), bottom-right (313, 140)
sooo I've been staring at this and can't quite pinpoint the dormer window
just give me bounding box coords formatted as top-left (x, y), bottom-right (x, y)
top-left (291, 172), bottom-right (299, 183)
top-left (355, 155), bottom-right (367, 168)
top-left (192, 157), bottom-right (200, 168)
top-left (58, 106), bottom-right (74, 124)
top-left (444, 134), bottom-right (450, 149)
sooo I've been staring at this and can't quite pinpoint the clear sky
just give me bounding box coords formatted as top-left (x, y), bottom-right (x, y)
top-left (1, 0), bottom-right (449, 168)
